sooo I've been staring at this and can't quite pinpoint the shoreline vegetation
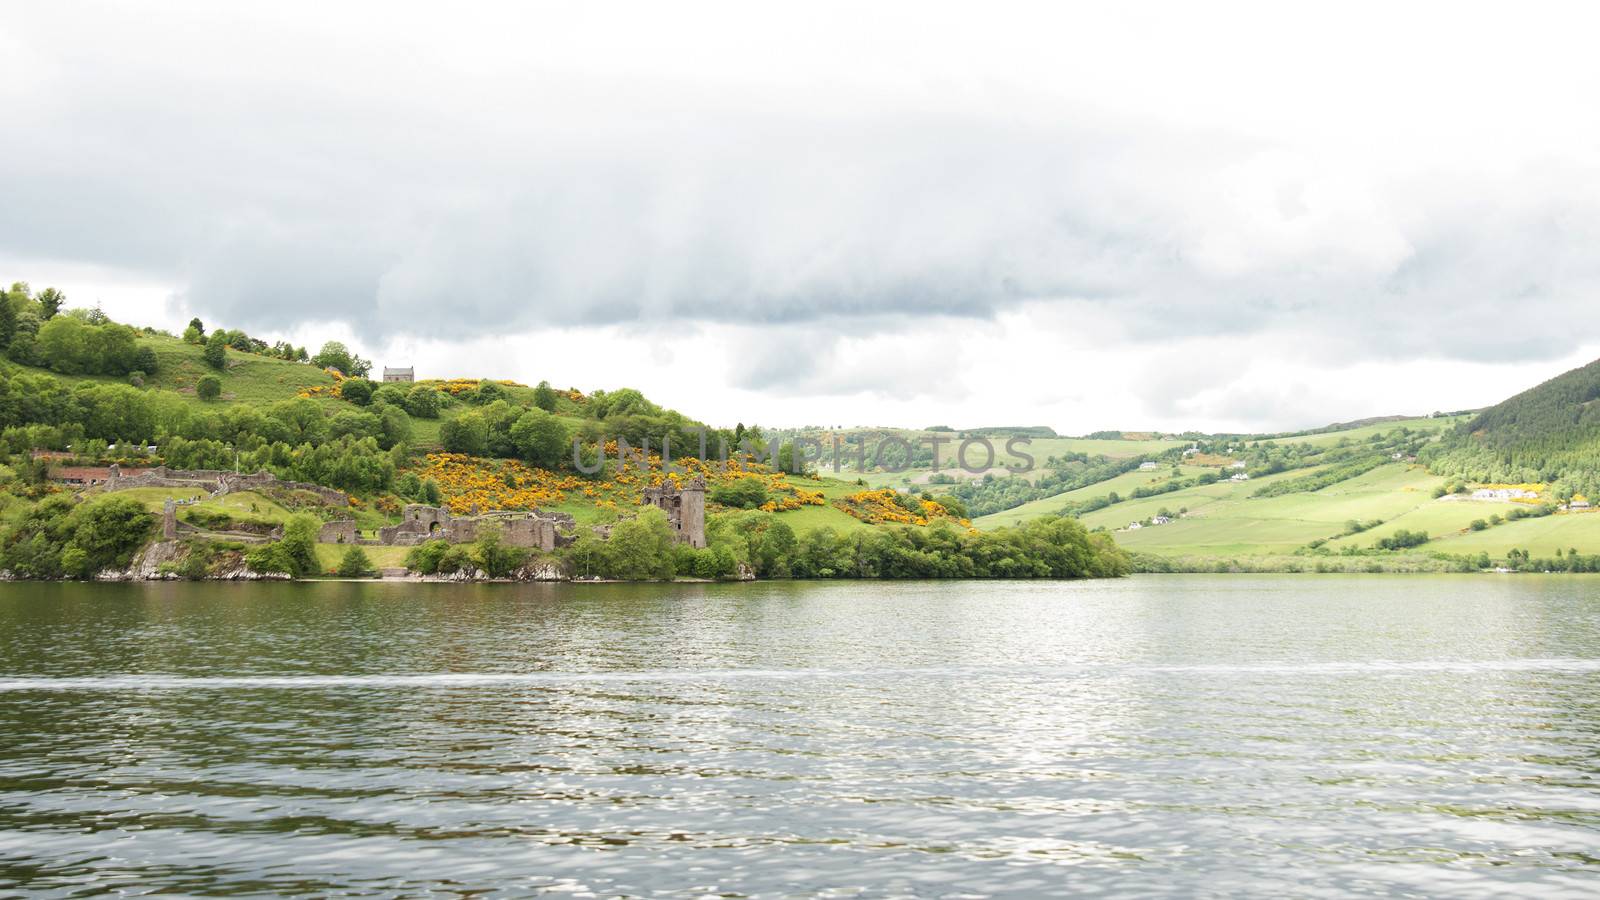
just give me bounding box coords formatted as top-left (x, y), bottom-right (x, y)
top-left (2, 281), bottom-right (1600, 583)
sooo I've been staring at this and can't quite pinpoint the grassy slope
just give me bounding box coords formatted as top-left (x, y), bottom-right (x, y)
top-left (1432, 510), bottom-right (1600, 558)
top-left (1269, 415), bottom-right (1468, 447)
top-left (973, 465), bottom-right (1214, 530)
top-left (1096, 464), bottom-right (1441, 556)
top-left (35, 332), bottom-right (340, 411)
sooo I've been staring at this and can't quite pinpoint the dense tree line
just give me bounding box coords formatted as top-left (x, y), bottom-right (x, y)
top-left (1420, 357), bottom-right (1600, 491)
top-left (940, 453), bottom-right (1148, 518)
top-left (1250, 453), bottom-right (1389, 498)
top-left (560, 510), bottom-right (1130, 581)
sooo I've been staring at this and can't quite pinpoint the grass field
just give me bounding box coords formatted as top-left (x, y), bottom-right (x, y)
top-left (1074, 459), bottom-right (1600, 562)
top-left (1269, 415), bottom-right (1468, 447)
top-left (1425, 510), bottom-right (1600, 558)
top-left (1062, 463), bottom-right (1445, 556)
top-left (313, 543), bottom-right (413, 571)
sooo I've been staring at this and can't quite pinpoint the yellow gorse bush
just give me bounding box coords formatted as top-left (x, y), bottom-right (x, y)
top-left (832, 489), bottom-right (968, 527)
top-left (411, 449), bottom-right (823, 516)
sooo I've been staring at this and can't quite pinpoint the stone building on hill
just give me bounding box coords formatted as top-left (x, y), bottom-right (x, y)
top-left (382, 366), bottom-right (414, 383)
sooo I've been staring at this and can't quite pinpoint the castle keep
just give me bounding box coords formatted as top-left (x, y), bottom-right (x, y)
top-left (642, 476), bottom-right (707, 548)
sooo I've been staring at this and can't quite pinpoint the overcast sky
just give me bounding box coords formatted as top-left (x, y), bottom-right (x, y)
top-left (6, 1), bottom-right (1600, 433)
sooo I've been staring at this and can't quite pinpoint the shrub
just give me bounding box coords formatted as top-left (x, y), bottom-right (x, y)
top-left (475, 528), bottom-right (527, 577)
top-left (196, 374), bottom-right (222, 401)
top-left (1375, 529), bottom-right (1429, 551)
top-left (181, 507), bottom-right (234, 530)
top-left (509, 408), bottom-right (568, 468)
top-left (335, 545), bottom-right (376, 577)
top-left (710, 475), bottom-right (769, 509)
top-left (533, 380), bottom-right (557, 412)
top-left (404, 539), bottom-right (450, 574)
top-left (340, 378), bottom-right (374, 406)
top-left (243, 513), bottom-right (319, 577)
top-left (404, 385), bottom-right (440, 419)
top-left (203, 331), bottom-right (228, 369)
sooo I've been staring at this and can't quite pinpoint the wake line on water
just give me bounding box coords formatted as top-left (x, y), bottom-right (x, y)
top-left (2, 659), bottom-right (1599, 691)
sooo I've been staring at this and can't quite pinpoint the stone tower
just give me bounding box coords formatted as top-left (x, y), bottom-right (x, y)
top-left (679, 475), bottom-right (706, 549)
top-left (641, 476), bottom-right (707, 548)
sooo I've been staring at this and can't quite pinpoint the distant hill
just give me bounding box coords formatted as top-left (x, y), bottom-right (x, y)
top-left (962, 425), bottom-right (1058, 438)
top-left (1421, 357), bottom-right (1600, 490)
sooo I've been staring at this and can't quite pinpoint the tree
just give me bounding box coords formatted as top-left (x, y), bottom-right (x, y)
top-left (196, 374), bottom-right (222, 401)
top-left (275, 514), bottom-right (321, 576)
top-left (605, 507), bottom-right (677, 580)
top-left (404, 385), bottom-right (440, 418)
top-left (474, 380), bottom-right (507, 405)
top-left (186, 317), bottom-right (205, 337)
top-left (310, 341), bottom-right (371, 377)
top-left (509, 408), bottom-right (569, 468)
top-left (420, 477), bottom-right (443, 505)
top-left (133, 344), bottom-right (158, 375)
top-left (336, 545), bottom-right (376, 577)
top-left (440, 412), bottom-right (488, 455)
top-left (203, 331), bottom-right (228, 369)
top-left (377, 405), bottom-right (412, 450)
top-left (340, 378), bottom-right (374, 406)
top-left (182, 323), bottom-right (204, 344)
top-left (36, 287), bottom-right (64, 320)
top-left (475, 527), bottom-right (527, 577)
top-left (533, 379), bottom-right (558, 412)
top-left (64, 495), bottom-right (156, 575)
top-left (0, 297), bottom-right (14, 349)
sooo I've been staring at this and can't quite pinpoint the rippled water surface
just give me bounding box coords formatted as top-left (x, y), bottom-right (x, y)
top-left (1, 576), bottom-right (1598, 897)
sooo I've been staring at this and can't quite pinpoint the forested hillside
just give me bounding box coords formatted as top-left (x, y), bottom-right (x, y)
top-left (1421, 357), bottom-right (1600, 495)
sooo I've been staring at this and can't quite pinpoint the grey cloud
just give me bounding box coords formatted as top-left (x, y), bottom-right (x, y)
top-left (5, 4), bottom-right (1600, 372)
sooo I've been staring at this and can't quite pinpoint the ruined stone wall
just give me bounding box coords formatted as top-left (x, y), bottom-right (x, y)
top-left (105, 466), bottom-right (348, 507)
top-left (319, 520), bottom-right (359, 544)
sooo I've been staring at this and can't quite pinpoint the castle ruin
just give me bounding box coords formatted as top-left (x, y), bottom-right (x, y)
top-left (320, 504), bottom-right (575, 551)
top-left (641, 476), bottom-right (706, 548)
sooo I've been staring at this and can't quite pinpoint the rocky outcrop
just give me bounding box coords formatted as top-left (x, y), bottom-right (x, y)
top-left (514, 559), bottom-right (567, 581)
top-left (92, 540), bottom-right (291, 582)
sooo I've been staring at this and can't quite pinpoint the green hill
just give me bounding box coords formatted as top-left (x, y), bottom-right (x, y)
top-left (1422, 356), bottom-right (1600, 492)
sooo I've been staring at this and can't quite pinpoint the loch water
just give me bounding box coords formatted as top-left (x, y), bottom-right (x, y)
top-left (1, 576), bottom-right (1597, 897)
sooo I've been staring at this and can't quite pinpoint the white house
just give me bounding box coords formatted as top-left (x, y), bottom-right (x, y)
top-left (1151, 515), bottom-right (1171, 525)
top-left (1230, 472), bottom-right (1250, 482)
top-left (1472, 487), bottom-right (1539, 501)
top-left (1126, 521), bottom-right (1143, 530)
top-left (1139, 461), bottom-right (1159, 470)
top-left (1228, 461), bottom-right (1247, 469)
